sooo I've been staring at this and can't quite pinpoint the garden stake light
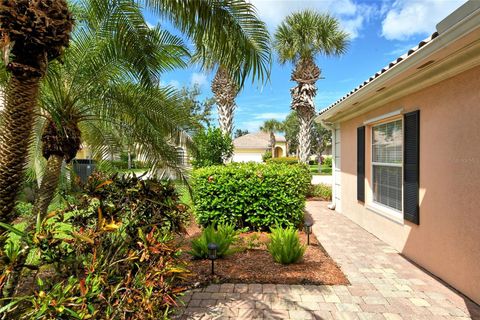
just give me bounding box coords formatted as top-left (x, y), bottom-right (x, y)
top-left (304, 221), bottom-right (313, 245)
top-left (208, 243), bottom-right (218, 275)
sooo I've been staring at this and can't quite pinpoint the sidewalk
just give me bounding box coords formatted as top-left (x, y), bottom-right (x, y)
top-left (175, 201), bottom-right (480, 319)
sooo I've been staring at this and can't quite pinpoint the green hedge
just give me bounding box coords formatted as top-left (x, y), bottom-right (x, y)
top-left (191, 163), bottom-right (311, 230)
top-left (266, 157), bottom-right (299, 165)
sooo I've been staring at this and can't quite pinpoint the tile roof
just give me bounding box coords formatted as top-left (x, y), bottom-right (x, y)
top-left (233, 132), bottom-right (286, 149)
top-left (318, 32), bottom-right (439, 116)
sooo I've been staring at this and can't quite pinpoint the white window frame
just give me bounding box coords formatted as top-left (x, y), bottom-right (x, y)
top-left (367, 118), bottom-right (404, 224)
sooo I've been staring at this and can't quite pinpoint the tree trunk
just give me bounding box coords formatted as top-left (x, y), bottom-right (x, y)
top-left (128, 151), bottom-right (132, 169)
top-left (270, 132), bottom-right (276, 157)
top-left (0, 75), bottom-right (41, 224)
top-left (297, 108), bottom-right (313, 163)
top-left (212, 67), bottom-right (238, 137)
top-left (290, 58), bottom-right (320, 163)
top-left (33, 154), bottom-right (63, 221)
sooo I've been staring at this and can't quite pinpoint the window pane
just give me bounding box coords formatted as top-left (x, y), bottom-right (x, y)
top-left (372, 120), bottom-right (402, 164)
top-left (373, 165), bottom-right (402, 211)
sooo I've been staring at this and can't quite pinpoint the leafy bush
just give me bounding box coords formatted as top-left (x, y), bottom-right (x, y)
top-left (191, 127), bottom-right (233, 168)
top-left (14, 201), bottom-right (33, 217)
top-left (189, 223), bottom-right (242, 259)
top-left (192, 163), bottom-right (311, 230)
top-left (321, 156), bottom-right (332, 167)
top-left (267, 226), bottom-right (305, 264)
top-left (262, 150), bottom-right (272, 162)
top-left (266, 156), bottom-right (299, 165)
top-left (307, 183), bottom-right (332, 200)
top-left (0, 174), bottom-right (190, 319)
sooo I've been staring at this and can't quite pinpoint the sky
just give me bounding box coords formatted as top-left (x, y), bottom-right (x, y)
top-left (146, 0), bottom-right (467, 133)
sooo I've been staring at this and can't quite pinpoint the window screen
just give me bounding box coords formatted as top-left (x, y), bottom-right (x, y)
top-left (372, 119), bottom-right (402, 211)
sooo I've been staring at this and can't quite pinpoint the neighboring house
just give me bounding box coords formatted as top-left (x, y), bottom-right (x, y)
top-left (232, 132), bottom-right (287, 162)
top-left (316, 1), bottom-right (480, 305)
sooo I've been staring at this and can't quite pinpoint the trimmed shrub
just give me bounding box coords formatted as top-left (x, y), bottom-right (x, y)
top-left (266, 157), bottom-right (299, 165)
top-left (267, 226), bottom-right (305, 264)
top-left (307, 183), bottom-right (332, 200)
top-left (191, 163), bottom-right (311, 230)
top-left (189, 223), bottom-right (242, 259)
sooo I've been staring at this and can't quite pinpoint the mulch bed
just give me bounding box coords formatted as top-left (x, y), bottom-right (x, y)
top-left (177, 218), bottom-right (349, 287)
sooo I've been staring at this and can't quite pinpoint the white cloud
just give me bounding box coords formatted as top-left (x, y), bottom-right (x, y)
top-left (381, 0), bottom-right (467, 41)
top-left (254, 112), bottom-right (289, 121)
top-left (190, 72), bottom-right (208, 87)
top-left (249, 0), bottom-right (378, 39)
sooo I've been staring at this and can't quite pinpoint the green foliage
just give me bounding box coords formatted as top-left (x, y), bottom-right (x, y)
top-left (322, 156), bottom-right (332, 167)
top-left (14, 201), bottom-right (33, 217)
top-left (234, 129), bottom-right (249, 138)
top-left (262, 150), bottom-right (272, 162)
top-left (273, 10), bottom-right (349, 64)
top-left (267, 226), bottom-right (305, 264)
top-left (0, 174), bottom-right (190, 319)
top-left (307, 183), bottom-right (332, 200)
top-left (283, 111), bottom-right (332, 156)
top-left (189, 223), bottom-right (242, 259)
top-left (192, 163), bottom-right (311, 230)
top-left (179, 85), bottom-right (215, 130)
top-left (266, 157), bottom-right (299, 165)
top-left (191, 127), bottom-right (234, 168)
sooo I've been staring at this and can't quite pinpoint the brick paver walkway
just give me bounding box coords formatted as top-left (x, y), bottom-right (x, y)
top-left (175, 201), bottom-right (480, 319)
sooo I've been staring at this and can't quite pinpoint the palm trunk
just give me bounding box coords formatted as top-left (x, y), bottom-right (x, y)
top-left (270, 132), bottom-right (276, 157)
top-left (212, 67), bottom-right (238, 137)
top-left (290, 58), bottom-right (320, 164)
top-left (33, 155), bottom-right (63, 221)
top-left (0, 75), bottom-right (41, 224)
top-left (297, 108), bottom-right (313, 163)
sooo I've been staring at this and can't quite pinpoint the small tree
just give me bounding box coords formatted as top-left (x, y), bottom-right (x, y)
top-left (192, 127), bottom-right (233, 168)
top-left (234, 129), bottom-right (249, 138)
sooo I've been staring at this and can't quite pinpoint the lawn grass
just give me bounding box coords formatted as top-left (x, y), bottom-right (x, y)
top-left (309, 165), bottom-right (332, 175)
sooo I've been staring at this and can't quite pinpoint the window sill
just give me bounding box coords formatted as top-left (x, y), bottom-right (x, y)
top-left (366, 203), bottom-right (404, 225)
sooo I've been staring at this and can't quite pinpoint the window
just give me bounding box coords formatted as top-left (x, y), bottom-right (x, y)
top-left (372, 119), bottom-right (402, 212)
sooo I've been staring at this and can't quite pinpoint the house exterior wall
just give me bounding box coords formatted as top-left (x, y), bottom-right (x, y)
top-left (232, 142), bottom-right (287, 163)
top-left (232, 148), bottom-right (264, 163)
top-left (338, 64), bottom-right (480, 304)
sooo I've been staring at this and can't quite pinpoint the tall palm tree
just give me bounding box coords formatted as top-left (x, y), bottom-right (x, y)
top-left (187, 2), bottom-right (271, 137)
top-left (0, 0), bottom-right (73, 224)
top-left (261, 119), bottom-right (284, 157)
top-left (274, 10), bottom-right (349, 163)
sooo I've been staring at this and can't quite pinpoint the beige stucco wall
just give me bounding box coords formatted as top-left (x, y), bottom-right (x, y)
top-left (339, 64), bottom-right (480, 304)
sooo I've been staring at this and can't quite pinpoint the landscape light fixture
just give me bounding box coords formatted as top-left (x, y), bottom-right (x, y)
top-left (304, 221), bottom-right (313, 245)
top-left (207, 243), bottom-right (218, 275)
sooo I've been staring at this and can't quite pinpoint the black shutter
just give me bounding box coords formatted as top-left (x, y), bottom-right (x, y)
top-left (357, 126), bottom-right (365, 202)
top-left (404, 110), bottom-right (420, 224)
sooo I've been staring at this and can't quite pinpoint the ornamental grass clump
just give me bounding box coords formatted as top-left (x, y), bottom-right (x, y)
top-left (189, 223), bottom-right (241, 259)
top-left (267, 226), bottom-right (306, 264)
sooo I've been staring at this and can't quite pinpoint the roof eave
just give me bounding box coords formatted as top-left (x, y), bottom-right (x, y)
top-left (316, 2), bottom-right (480, 124)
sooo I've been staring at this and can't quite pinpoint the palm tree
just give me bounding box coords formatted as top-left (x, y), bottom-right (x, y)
top-left (274, 10), bottom-right (349, 163)
top-left (261, 119), bottom-right (284, 157)
top-left (187, 2), bottom-right (271, 137)
top-left (1, 0), bottom-right (273, 224)
top-left (0, 0), bottom-right (73, 224)
top-left (31, 0), bottom-right (191, 220)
